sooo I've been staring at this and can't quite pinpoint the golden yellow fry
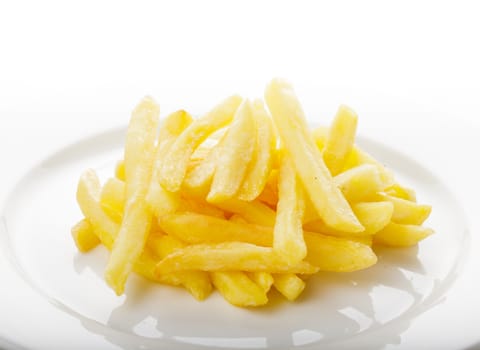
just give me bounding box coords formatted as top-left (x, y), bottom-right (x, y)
top-left (105, 97), bottom-right (159, 295)
top-left (115, 160), bottom-right (125, 181)
top-left (237, 99), bottom-right (276, 201)
top-left (334, 164), bottom-right (386, 202)
top-left (71, 219), bottom-right (100, 252)
top-left (323, 105), bottom-right (358, 175)
top-left (183, 144), bottom-right (219, 196)
top-left (158, 212), bottom-right (272, 246)
top-left (311, 126), bottom-right (329, 150)
top-left (77, 170), bottom-right (118, 249)
top-left (155, 242), bottom-right (319, 275)
top-left (265, 78), bottom-right (362, 233)
top-left (207, 100), bottom-right (256, 203)
top-left (178, 196), bottom-right (225, 219)
top-left (146, 110), bottom-right (193, 218)
top-left (304, 232), bottom-right (377, 272)
top-left (376, 193), bottom-right (431, 225)
top-left (100, 177), bottom-right (125, 222)
top-left (273, 154), bottom-right (306, 264)
top-left (229, 214), bottom-right (248, 224)
top-left (246, 272), bottom-right (274, 293)
top-left (272, 274), bottom-right (305, 301)
top-left (374, 222), bottom-right (434, 247)
top-left (213, 198), bottom-right (276, 227)
top-left (342, 145), bottom-right (395, 186)
top-left (211, 272), bottom-right (268, 307)
top-left (159, 95), bottom-right (242, 192)
top-left (158, 212), bottom-right (375, 272)
top-left (304, 201), bottom-right (394, 236)
top-left (147, 234), bottom-right (212, 301)
top-left (385, 183), bottom-right (417, 202)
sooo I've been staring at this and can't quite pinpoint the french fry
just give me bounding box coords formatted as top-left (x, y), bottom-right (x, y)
top-left (385, 183), bottom-right (417, 202)
top-left (213, 198), bottom-right (276, 227)
top-left (334, 164), bottom-right (387, 202)
top-left (159, 95), bottom-right (242, 192)
top-left (237, 99), bottom-right (276, 201)
top-left (272, 274), bottom-right (305, 301)
top-left (256, 169), bottom-right (279, 207)
top-left (304, 232), bottom-right (377, 272)
top-left (376, 193), bottom-right (431, 225)
top-left (105, 97), bottom-right (159, 295)
top-left (207, 100), bottom-right (256, 203)
top-left (246, 272), bottom-right (274, 293)
top-left (273, 154), bottom-right (306, 264)
top-left (77, 170), bottom-right (118, 249)
top-left (71, 219), bottom-right (100, 252)
top-left (146, 110), bottom-right (193, 218)
top-left (155, 242), bottom-right (319, 275)
top-left (342, 145), bottom-right (395, 186)
top-left (158, 212), bottom-right (272, 246)
top-left (265, 78), bottom-right (363, 233)
top-left (178, 196), bottom-right (225, 219)
top-left (100, 177), bottom-right (125, 222)
top-left (304, 201), bottom-right (394, 236)
top-left (115, 160), bottom-right (125, 181)
top-left (158, 212), bottom-right (376, 272)
top-left (211, 272), bottom-right (268, 307)
top-left (374, 222), bottom-right (434, 247)
top-left (323, 105), bottom-right (358, 176)
top-left (147, 234), bottom-right (212, 301)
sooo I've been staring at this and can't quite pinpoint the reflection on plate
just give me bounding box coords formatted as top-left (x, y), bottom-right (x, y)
top-left (0, 127), bottom-right (468, 349)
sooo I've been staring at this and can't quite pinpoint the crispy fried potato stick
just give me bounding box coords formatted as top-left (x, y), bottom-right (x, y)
top-left (323, 105), bottom-right (358, 176)
top-left (159, 95), bottom-right (242, 192)
top-left (272, 274), bottom-right (305, 301)
top-left (374, 222), bottom-right (434, 247)
top-left (375, 193), bottom-right (431, 225)
top-left (71, 219), bottom-right (100, 252)
top-left (273, 154), bottom-right (306, 264)
top-left (211, 272), bottom-right (268, 307)
top-left (237, 99), bottom-right (276, 201)
top-left (265, 79), bottom-right (362, 233)
top-left (155, 242), bottom-right (319, 275)
top-left (146, 110), bottom-right (193, 218)
top-left (105, 97), bottom-right (159, 295)
top-left (207, 99), bottom-right (256, 203)
top-left (158, 212), bottom-right (377, 272)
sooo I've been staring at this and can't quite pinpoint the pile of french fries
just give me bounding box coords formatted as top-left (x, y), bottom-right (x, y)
top-left (72, 79), bottom-right (433, 307)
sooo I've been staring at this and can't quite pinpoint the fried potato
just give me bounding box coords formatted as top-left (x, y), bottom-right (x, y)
top-left (265, 78), bottom-right (363, 233)
top-left (71, 219), bottom-right (100, 252)
top-left (213, 198), bottom-right (276, 227)
top-left (100, 177), bottom-right (125, 222)
top-left (246, 272), bottom-right (274, 293)
top-left (374, 222), bottom-right (434, 247)
top-left (273, 153), bottom-right (306, 264)
top-left (147, 234), bottom-right (212, 301)
top-left (385, 183), bottom-right (417, 202)
top-left (237, 100), bottom-right (276, 201)
top-left (145, 110), bottom-right (193, 218)
top-left (211, 272), bottom-right (268, 307)
top-left (272, 274), bottom-right (305, 301)
top-left (115, 160), bottom-right (126, 181)
top-left (304, 201), bottom-right (394, 236)
top-left (334, 164), bottom-right (387, 202)
top-left (158, 212), bottom-right (377, 272)
top-left (376, 193), bottom-right (431, 225)
top-left (105, 97), bottom-right (159, 295)
top-left (155, 242), bottom-right (319, 275)
top-left (159, 95), bottom-right (242, 192)
top-left (323, 105), bottom-right (358, 176)
top-left (207, 100), bottom-right (256, 203)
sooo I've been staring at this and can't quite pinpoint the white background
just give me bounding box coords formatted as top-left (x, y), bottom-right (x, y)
top-left (1, 1), bottom-right (479, 349)
top-left (1, 1), bottom-right (479, 201)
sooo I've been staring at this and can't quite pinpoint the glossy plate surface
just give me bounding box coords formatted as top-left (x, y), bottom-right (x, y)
top-left (0, 97), bottom-right (479, 350)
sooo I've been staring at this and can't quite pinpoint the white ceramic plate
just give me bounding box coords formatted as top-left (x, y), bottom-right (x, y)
top-left (1, 93), bottom-right (479, 350)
